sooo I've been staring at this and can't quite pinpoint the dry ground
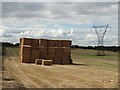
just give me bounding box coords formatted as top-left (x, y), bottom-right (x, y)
top-left (2, 47), bottom-right (118, 88)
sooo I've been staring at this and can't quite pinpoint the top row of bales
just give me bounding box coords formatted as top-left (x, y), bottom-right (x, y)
top-left (20, 38), bottom-right (71, 48)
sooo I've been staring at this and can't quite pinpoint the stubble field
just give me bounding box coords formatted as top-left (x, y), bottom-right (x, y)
top-left (2, 47), bottom-right (118, 88)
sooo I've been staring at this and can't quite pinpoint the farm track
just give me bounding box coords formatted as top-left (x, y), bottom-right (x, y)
top-left (2, 56), bottom-right (118, 88)
top-left (3, 58), bottom-right (39, 88)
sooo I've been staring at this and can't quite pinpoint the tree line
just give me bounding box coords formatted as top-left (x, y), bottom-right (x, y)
top-left (0, 42), bottom-right (19, 47)
top-left (0, 42), bottom-right (19, 56)
top-left (71, 45), bottom-right (120, 52)
top-left (0, 42), bottom-right (120, 52)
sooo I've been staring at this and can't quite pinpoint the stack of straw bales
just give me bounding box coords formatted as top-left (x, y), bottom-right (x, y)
top-left (20, 38), bottom-right (72, 65)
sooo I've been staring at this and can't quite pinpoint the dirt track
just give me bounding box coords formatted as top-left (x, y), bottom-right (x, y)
top-left (2, 56), bottom-right (118, 88)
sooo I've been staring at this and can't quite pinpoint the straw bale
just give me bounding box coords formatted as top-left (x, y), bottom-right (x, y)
top-left (21, 38), bottom-right (32, 46)
top-left (20, 38), bottom-right (23, 47)
top-left (19, 47), bottom-right (23, 62)
top-left (32, 46), bottom-right (39, 50)
top-left (56, 52), bottom-right (62, 56)
top-left (54, 40), bottom-right (63, 47)
top-left (39, 47), bottom-right (47, 52)
top-left (19, 38), bottom-right (22, 47)
top-left (35, 59), bottom-right (43, 65)
top-left (47, 47), bottom-right (55, 52)
top-left (39, 47), bottom-right (47, 59)
top-left (53, 56), bottom-right (62, 64)
top-left (55, 47), bottom-right (62, 52)
top-left (69, 58), bottom-right (73, 64)
top-left (32, 39), bottom-right (39, 47)
top-left (61, 55), bottom-right (70, 65)
top-left (47, 52), bottom-right (55, 56)
top-left (63, 47), bottom-right (71, 53)
top-left (31, 50), bottom-right (39, 63)
top-left (63, 52), bottom-right (71, 56)
top-left (21, 45), bottom-right (32, 63)
top-left (46, 55), bottom-right (54, 60)
top-left (39, 52), bottom-right (46, 59)
top-left (55, 48), bottom-right (62, 56)
top-left (22, 45), bottom-right (32, 47)
top-left (47, 47), bottom-right (55, 56)
top-left (39, 39), bottom-right (47, 47)
top-left (47, 40), bottom-right (54, 47)
top-left (42, 60), bottom-right (52, 66)
top-left (62, 40), bottom-right (71, 47)
top-left (19, 49), bottom-right (21, 62)
top-left (19, 47), bottom-right (22, 62)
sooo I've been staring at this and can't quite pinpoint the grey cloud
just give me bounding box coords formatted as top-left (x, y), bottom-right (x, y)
top-left (0, 33), bottom-right (12, 37)
top-left (2, 2), bottom-right (117, 19)
top-left (73, 2), bottom-right (117, 16)
top-left (0, 30), bottom-right (12, 37)
top-left (2, 2), bottom-right (48, 17)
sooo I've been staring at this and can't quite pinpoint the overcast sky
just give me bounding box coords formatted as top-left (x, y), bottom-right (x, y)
top-left (0, 1), bottom-right (118, 46)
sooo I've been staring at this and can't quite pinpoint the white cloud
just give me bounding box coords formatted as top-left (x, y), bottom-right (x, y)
top-left (0, 27), bottom-right (12, 37)
top-left (0, 26), bottom-right (118, 46)
top-left (2, 0), bottom-right (120, 2)
top-left (1, 2), bottom-right (118, 46)
top-left (85, 33), bottom-right (97, 41)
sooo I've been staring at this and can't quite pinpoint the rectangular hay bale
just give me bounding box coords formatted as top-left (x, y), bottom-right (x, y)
top-left (35, 59), bottom-right (43, 65)
top-left (62, 40), bottom-right (71, 47)
top-left (46, 55), bottom-right (54, 60)
top-left (32, 39), bottom-right (39, 47)
top-left (39, 47), bottom-right (47, 52)
top-left (63, 52), bottom-right (71, 57)
top-left (47, 40), bottom-right (54, 47)
top-left (47, 47), bottom-right (55, 56)
top-left (32, 47), bottom-right (39, 50)
top-left (62, 47), bottom-right (71, 53)
top-left (55, 48), bottom-right (63, 56)
top-left (20, 45), bottom-right (32, 63)
top-left (19, 38), bottom-right (22, 47)
top-left (47, 47), bottom-right (55, 52)
top-left (47, 52), bottom-right (55, 56)
top-left (42, 60), bottom-right (52, 66)
top-left (39, 39), bottom-right (47, 47)
top-left (39, 52), bottom-right (46, 59)
top-left (61, 55), bottom-right (70, 65)
top-left (21, 38), bottom-right (32, 46)
top-left (39, 47), bottom-right (47, 59)
top-left (54, 40), bottom-right (63, 47)
top-left (31, 50), bottom-right (39, 63)
top-left (53, 56), bottom-right (62, 64)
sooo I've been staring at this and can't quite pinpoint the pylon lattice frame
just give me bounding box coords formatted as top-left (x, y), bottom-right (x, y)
top-left (91, 24), bottom-right (111, 56)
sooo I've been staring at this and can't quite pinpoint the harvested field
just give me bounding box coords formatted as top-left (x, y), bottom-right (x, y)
top-left (2, 47), bottom-right (118, 88)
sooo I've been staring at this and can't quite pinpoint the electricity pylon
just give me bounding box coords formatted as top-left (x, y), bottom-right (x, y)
top-left (91, 24), bottom-right (111, 56)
